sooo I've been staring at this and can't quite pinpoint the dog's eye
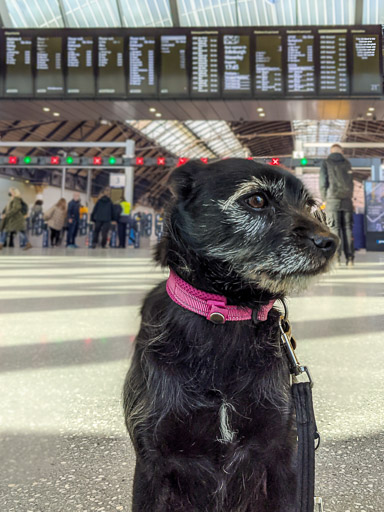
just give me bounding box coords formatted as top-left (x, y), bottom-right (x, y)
top-left (246, 195), bottom-right (266, 209)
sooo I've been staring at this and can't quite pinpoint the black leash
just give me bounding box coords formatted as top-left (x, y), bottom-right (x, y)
top-left (279, 317), bottom-right (322, 512)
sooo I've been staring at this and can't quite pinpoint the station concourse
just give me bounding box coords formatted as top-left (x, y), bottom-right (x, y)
top-left (0, 1), bottom-right (384, 511)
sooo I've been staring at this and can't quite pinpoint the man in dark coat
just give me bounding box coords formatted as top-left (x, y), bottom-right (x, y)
top-left (66, 192), bottom-right (81, 248)
top-left (91, 188), bottom-right (115, 248)
top-left (320, 144), bottom-right (354, 266)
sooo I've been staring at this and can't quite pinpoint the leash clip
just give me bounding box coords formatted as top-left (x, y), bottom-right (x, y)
top-left (279, 317), bottom-right (314, 387)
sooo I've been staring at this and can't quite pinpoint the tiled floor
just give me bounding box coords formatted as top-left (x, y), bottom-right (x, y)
top-left (0, 248), bottom-right (383, 512)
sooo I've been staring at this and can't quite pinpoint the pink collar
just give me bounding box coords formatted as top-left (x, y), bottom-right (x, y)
top-left (166, 269), bottom-right (275, 324)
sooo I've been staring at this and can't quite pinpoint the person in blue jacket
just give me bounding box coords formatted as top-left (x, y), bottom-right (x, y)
top-left (66, 192), bottom-right (81, 248)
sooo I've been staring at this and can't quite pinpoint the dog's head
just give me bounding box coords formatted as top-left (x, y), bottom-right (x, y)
top-left (156, 158), bottom-right (338, 298)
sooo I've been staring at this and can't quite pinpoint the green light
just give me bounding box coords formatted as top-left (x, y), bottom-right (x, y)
top-left (24, 156), bottom-right (32, 164)
top-left (300, 158), bottom-right (308, 166)
top-left (66, 156), bottom-right (74, 164)
top-left (109, 157), bottom-right (116, 165)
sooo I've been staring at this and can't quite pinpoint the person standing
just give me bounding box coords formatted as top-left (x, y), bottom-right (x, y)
top-left (117, 197), bottom-right (131, 248)
top-left (91, 188), bottom-right (114, 248)
top-left (0, 187), bottom-right (32, 251)
top-left (320, 143), bottom-right (354, 266)
top-left (30, 199), bottom-right (43, 225)
top-left (44, 198), bottom-right (67, 247)
top-left (66, 192), bottom-right (81, 248)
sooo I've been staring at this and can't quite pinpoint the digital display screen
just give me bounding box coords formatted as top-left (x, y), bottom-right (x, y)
top-left (0, 27), bottom-right (383, 100)
top-left (352, 33), bottom-right (381, 94)
top-left (255, 33), bottom-right (283, 94)
top-left (223, 34), bottom-right (251, 95)
top-left (128, 35), bottom-right (156, 96)
top-left (97, 36), bottom-right (125, 95)
top-left (5, 35), bottom-right (33, 96)
top-left (67, 36), bottom-right (95, 96)
top-left (160, 35), bottom-right (188, 96)
top-left (319, 31), bottom-right (348, 95)
top-left (287, 32), bottom-right (315, 94)
top-left (35, 36), bottom-right (64, 95)
top-left (191, 32), bottom-right (219, 97)
top-left (365, 182), bottom-right (384, 232)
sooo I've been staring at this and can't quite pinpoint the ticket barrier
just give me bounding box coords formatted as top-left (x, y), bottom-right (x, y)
top-left (145, 213), bottom-right (153, 237)
top-left (155, 213), bottom-right (164, 242)
top-left (87, 223), bottom-right (94, 248)
top-left (110, 223), bottom-right (117, 248)
top-left (79, 214), bottom-right (88, 236)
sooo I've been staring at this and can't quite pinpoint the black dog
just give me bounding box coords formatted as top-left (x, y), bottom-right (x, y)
top-left (123, 159), bottom-right (337, 512)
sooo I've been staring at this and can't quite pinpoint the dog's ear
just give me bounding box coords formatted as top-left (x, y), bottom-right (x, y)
top-left (169, 160), bottom-right (204, 200)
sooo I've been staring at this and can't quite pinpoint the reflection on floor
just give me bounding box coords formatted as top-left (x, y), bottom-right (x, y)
top-left (0, 248), bottom-right (383, 511)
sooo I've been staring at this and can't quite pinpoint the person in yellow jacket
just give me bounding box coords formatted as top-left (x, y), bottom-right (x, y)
top-left (117, 198), bottom-right (131, 248)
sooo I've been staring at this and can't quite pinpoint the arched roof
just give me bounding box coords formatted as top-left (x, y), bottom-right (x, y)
top-left (1, 0), bottom-right (382, 29)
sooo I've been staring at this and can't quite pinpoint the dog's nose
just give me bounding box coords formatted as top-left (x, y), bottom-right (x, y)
top-left (309, 234), bottom-right (337, 252)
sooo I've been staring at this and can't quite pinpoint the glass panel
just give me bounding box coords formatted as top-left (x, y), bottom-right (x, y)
top-left (297, 0), bottom-right (355, 25)
top-left (6, 0), bottom-right (64, 28)
top-left (363, 0), bottom-right (384, 23)
top-left (120, 0), bottom-right (172, 27)
top-left (127, 120), bottom-right (216, 159)
top-left (186, 120), bottom-right (248, 158)
top-left (237, 0), bottom-right (296, 26)
top-left (178, 0), bottom-right (237, 27)
top-left (178, 0), bottom-right (356, 26)
top-left (293, 120), bottom-right (348, 157)
top-left (62, 0), bottom-right (120, 28)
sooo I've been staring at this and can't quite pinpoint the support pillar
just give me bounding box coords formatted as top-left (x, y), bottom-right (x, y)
top-left (86, 168), bottom-right (92, 206)
top-left (124, 140), bottom-right (135, 210)
top-left (371, 158), bottom-right (381, 181)
top-left (61, 168), bottom-right (66, 197)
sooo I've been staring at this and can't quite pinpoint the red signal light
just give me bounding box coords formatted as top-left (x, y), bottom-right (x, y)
top-left (136, 157), bottom-right (144, 165)
top-left (270, 158), bottom-right (280, 166)
top-left (200, 157), bottom-right (208, 164)
top-left (157, 157), bottom-right (165, 165)
top-left (247, 157), bottom-right (253, 160)
top-left (51, 156), bottom-right (60, 165)
top-left (9, 156), bottom-right (18, 164)
top-left (93, 156), bottom-right (102, 165)
top-left (177, 157), bottom-right (189, 167)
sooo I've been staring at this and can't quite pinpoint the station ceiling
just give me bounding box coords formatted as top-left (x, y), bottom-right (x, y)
top-left (0, 0), bottom-right (382, 207)
top-left (0, 118), bottom-right (381, 207)
top-left (1, 0), bottom-right (383, 29)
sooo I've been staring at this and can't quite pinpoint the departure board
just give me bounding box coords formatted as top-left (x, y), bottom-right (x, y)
top-left (97, 36), bottom-right (125, 96)
top-left (287, 32), bottom-right (315, 94)
top-left (0, 27), bottom-right (382, 100)
top-left (255, 33), bottom-right (283, 94)
top-left (67, 36), bottom-right (95, 96)
top-left (319, 31), bottom-right (348, 94)
top-left (5, 35), bottom-right (33, 96)
top-left (160, 35), bottom-right (188, 96)
top-left (223, 34), bottom-right (251, 95)
top-left (191, 32), bottom-right (219, 97)
top-left (128, 35), bottom-right (156, 96)
top-left (35, 36), bottom-right (64, 95)
top-left (352, 33), bottom-right (381, 94)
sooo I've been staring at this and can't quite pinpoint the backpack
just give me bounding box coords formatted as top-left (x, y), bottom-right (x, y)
top-left (20, 199), bottom-right (28, 216)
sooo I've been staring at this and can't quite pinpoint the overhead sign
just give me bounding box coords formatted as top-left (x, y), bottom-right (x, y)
top-left (109, 173), bottom-right (126, 188)
top-left (0, 25), bottom-right (382, 99)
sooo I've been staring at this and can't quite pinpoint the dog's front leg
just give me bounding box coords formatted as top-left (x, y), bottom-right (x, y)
top-left (132, 459), bottom-right (201, 512)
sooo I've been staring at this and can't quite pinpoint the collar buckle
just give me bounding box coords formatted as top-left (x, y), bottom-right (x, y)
top-left (206, 300), bottom-right (228, 324)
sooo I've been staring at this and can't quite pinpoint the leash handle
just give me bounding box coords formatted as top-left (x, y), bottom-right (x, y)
top-left (279, 316), bottom-right (320, 512)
